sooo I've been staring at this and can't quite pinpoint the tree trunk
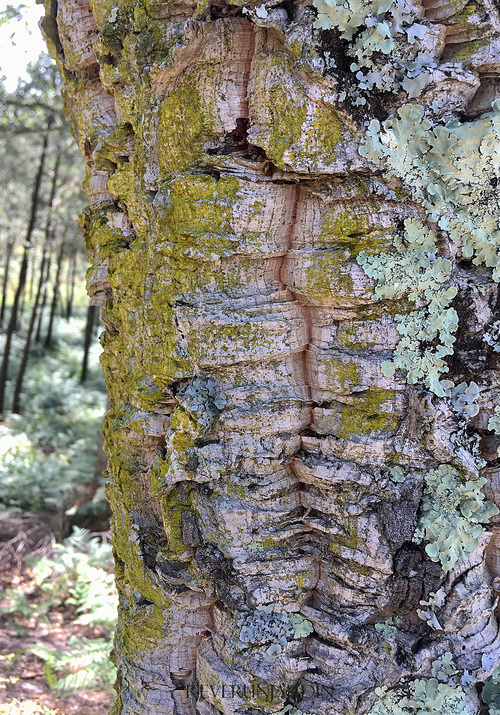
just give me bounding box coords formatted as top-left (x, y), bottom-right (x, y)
top-left (12, 250), bottom-right (47, 414)
top-left (66, 252), bottom-right (76, 320)
top-left (35, 252), bottom-right (51, 342)
top-left (44, 240), bottom-right (64, 349)
top-left (42, 1), bottom-right (500, 714)
top-left (80, 303), bottom-right (97, 383)
top-left (0, 237), bottom-right (15, 327)
top-left (0, 121), bottom-right (51, 415)
top-left (12, 152), bottom-right (61, 414)
top-left (28, 246), bottom-right (36, 305)
top-left (18, 257), bottom-right (27, 325)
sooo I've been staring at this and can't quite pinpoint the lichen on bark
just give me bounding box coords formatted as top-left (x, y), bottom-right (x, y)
top-left (41, 0), bottom-right (500, 712)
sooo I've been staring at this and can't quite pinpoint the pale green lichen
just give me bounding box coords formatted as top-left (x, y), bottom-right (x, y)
top-left (359, 102), bottom-right (500, 395)
top-left (274, 707), bottom-right (311, 715)
top-left (368, 678), bottom-right (473, 715)
top-left (375, 615), bottom-right (400, 639)
top-left (440, 381), bottom-right (480, 418)
top-left (312, 0), bottom-right (433, 99)
top-left (482, 665), bottom-right (500, 715)
top-left (417, 588), bottom-right (446, 631)
top-left (387, 466), bottom-right (405, 483)
top-left (414, 464), bottom-right (499, 571)
top-left (237, 605), bottom-right (314, 657)
top-left (431, 652), bottom-right (458, 682)
top-left (174, 376), bottom-right (226, 428)
top-left (360, 103), bottom-right (500, 281)
top-left (485, 320), bottom-right (500, 352)
top-left (358, 219), bottom-right (457, 396)
top-left (488, 406), bottom-right (500, 435)
top-left (313, 0), bottom-right (396, 39)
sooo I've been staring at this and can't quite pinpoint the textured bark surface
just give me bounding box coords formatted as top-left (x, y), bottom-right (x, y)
top-left (42, 0), bottom-right (500, 712)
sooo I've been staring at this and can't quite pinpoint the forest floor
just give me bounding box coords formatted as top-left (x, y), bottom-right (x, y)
top-left (0, 311), bottom-right (112, 713)
top-left (0, 516), bottom-right (113, 715)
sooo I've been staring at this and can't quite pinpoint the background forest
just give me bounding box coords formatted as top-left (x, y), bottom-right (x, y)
top-left (0, 6), bottom-right (116, 714)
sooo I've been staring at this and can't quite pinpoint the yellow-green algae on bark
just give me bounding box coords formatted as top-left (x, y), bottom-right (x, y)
top-left (41, 0), bottom-right (500, 713)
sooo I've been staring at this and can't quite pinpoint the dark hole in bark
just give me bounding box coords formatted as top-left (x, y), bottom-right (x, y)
top-left (141, 539), bottom-right (159, 569)
top-left (136, 596), bottom-right (154, 608)
top-left (83, 139), bottom-right (95, 158)
top-left (276, 0), bottom-right (296, 21)
top-left (208, 0), bottom-right (242, 19)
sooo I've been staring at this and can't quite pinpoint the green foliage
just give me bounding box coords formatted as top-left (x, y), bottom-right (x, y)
top-left (414, 465), bottom-right (499, 571)
top-left (0, 51), bottom-right (87, 329)
top-left (0, 703), bottom-right (57, 715)
top-left (0, 588), bottom-right (32, 620)
top-left (28, 527), bottom-right (117, 629)
top-left (369, 678), bottom-right (473, 714)
top-left (31, 636), bottom-right (116, 697)
top-left (0, 53), bottom-right (65, 132)
top-left (0, 313), bottom-right (106, 515)
top-left (0, 528), bottom-right (117, 697)
top-left (0, 5), bottom-right (25, 25)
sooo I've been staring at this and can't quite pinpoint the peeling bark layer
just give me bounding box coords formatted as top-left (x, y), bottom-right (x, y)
top-left (42, 0), bottom-right (500, 713)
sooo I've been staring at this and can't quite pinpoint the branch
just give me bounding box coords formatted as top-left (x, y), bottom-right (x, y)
top-left (3, 99), bottom-right (64, 116)
top-left (0, 124), bottom-right (64, 135)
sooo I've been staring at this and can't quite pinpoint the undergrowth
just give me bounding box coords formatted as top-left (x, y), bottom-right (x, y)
top-left (0, 312), bottom-right (107, 521)
top-left (0, 527), bottom-right (117, 697)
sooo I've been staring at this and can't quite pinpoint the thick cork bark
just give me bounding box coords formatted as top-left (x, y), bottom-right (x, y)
top-left (42, 0), bottom-right (500, 712)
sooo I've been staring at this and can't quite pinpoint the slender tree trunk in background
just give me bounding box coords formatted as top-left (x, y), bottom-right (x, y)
top-left (28, 247), bottom-right (35, 305)
top-left (0, 122), bottom-right (50, 415)
top-left (44, 240), bottom-right (64, 350)
top-left (12, 152), bottom-right (61, 414)
top-left (17, 258), bottom-right (26, 325)
top-left (65, 253), bottom-right (76, 320)
top-left (12, 251), bottom-right (47, 414)
top-left (35, 252), bottom-right (51, 342)
top-left (80, 303), bottom-right (97, 384)
top-left (43, 1), bottom-right (500, 713)
top-left (0, 238), bottom-right (15, 327)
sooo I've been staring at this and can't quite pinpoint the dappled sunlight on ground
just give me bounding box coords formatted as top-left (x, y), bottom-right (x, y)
top-left (0, 518), bottom-right (114, 715)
